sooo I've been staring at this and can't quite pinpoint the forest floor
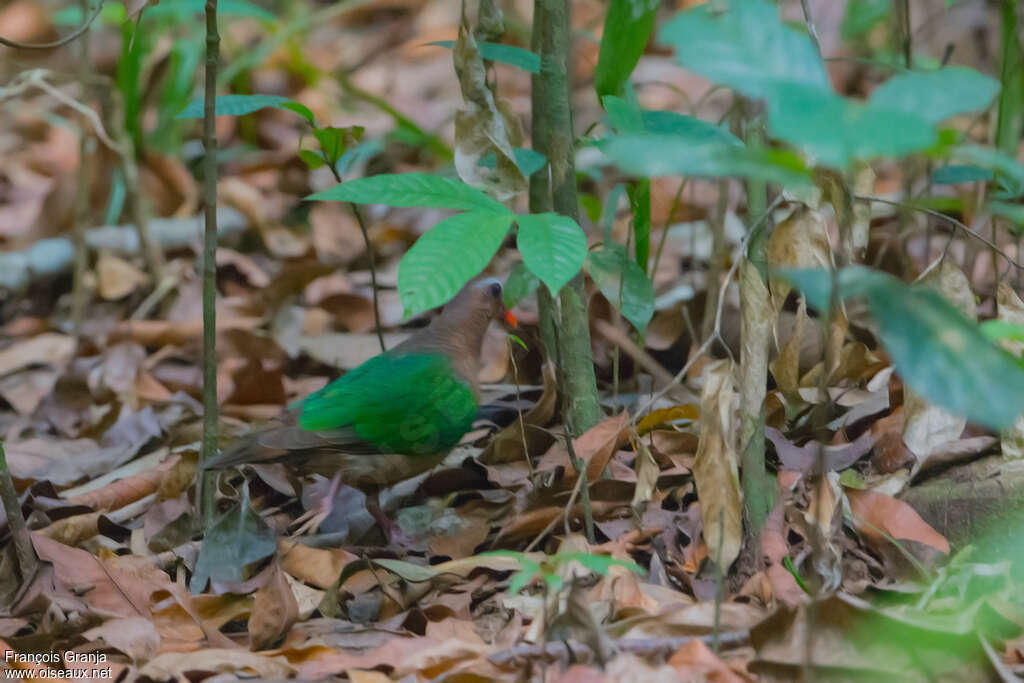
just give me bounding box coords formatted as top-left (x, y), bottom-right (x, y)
top-left (1, 0), bottom-right (1024, 680)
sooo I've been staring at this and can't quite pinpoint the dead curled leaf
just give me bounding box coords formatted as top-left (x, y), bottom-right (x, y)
top-left (452, 10), bottom-right (526, 200)
top-left (692, 360), bottom-right (742, 570)
top-left (249, 561), bottom-right (299, 651)
top-left (846, 488), bottom-right (949, 555)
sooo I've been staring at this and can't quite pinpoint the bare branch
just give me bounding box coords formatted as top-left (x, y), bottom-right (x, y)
top-left (0, 2), bottom-right (104, 50)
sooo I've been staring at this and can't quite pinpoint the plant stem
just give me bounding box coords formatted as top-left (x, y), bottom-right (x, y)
top-left (70, 0), bottom-right (92, 342)
top-left (0, 442), bottom-right (38, 586)
top-left (199, 0), bottom-right (220, 522)
top-left (530, 0), bottom-right (602, 435)
top-left (326, 165), bottom-right (385, 351)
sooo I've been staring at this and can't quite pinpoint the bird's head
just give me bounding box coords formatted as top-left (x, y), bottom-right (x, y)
top-left (447, 277), bottom-right (518, 327)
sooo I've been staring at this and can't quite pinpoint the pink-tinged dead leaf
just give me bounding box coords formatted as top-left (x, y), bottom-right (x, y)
top-left (82, 616), bottom-right (159, 662)
top-left (217, 247), bottom-right (271, 288)
top-left (761, 501), bottom-right (803, 608)
top-left (0, 368), bottom-right (58, 416)
top-left (997, 282), bottom-right (1024, 460)
top-left (310, 202), bottom-right (366, 265)
top-left (139, 649), bottom-right (295, 680)
top-left (0, 333), bottom-right (74, 376)
top-left (846, 488), bottom-right (949, 554)
top-left (249, 561), bottom-right (299, 651)
top-left (693, 360), bottom-right (742, 570)
top-left (6, 438), bottom-right (138, 486)
top-left (667, 638), bottom-right (749, 682)
top-left (0, 162), bottom-right (53, 238)
top-left (765, 427), bottom-right (875, 473)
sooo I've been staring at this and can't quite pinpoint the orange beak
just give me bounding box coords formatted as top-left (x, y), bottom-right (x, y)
top-left (503, 309), bottom-right (518, 327)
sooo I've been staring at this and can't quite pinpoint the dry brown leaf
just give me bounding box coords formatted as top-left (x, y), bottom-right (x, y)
top-left (140, 649), bottom-right (295, 680)
top-left (481, 362), bottom-right (557, 465)
top-left (0, 333), bottom-right (74, 377)
top-left (903, 260), bottom-right (973, 467)
top-left (765, 205), bottom-right (831, 312)
top-left (96, 252), bottom-right (149, 300)
top-left (692, 360), bottom-right (742, 570)
top-left (452, 11), bottom-right (526, 200)
top-left (997, 282), bottom-right (1024, 460)
top-left (846, 488), bottom-right (949, 554)
top-left (278, 540), bottom-right (358, 589)
top-left (0, 369), bottom-right (58, 416)
top-left (249, 561), bottom-right (299, 651)
top-left (667, 638), bottom-right (749, 682)
top-left (310, 202), bottom-right (366, 265)
top-left (770, 296), bottom-right (806, 394)
top-left (82, 616), bottom-right (160, 662)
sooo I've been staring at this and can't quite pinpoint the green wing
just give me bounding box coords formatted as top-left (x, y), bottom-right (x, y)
top-left (298, 352), bottom-right (477, 455)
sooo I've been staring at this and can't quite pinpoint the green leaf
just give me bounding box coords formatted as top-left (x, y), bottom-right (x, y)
top-left (503, 263), bottom-right (541, 308)
top-left (841, 0), bottom-right (890, 40)
top-left (931, 164), bottom-right (993, 185)
top-left (602, 95), bottom-right (739, 145)
top-left (781, 266), bottom-right (1024, 430)
top-left (868, 67), bottom-right (1000, 125)
top-left (659, 0), bottom-right (830, 101)
top-left (594, 0), bottom-right (658, 99)
top-left (981, 320), bottom-right (1024, 345)
top-left (477, 148), bottom-right (547, 177)
top-left (559, 552), bottom-right (645, 577)
top-left (599, 134), bottom-right (812, 186)
top-left (767, 83), bottom-right (937, 169)
top-left (313, 127), bottom-right (346, 166)
top-left (146, 0), bottom-right (276, 21)
top-left (951, 146), bottom-right (1024, 198)
top-left (398, 211), bottom-right (515, 315)
top-left (308, 173), bottom-right (509, 213)
top-left (989, 201), bottom-right (1024, 229)
top-left (280, 101), bottom-right (316, 125)
top-left (587, 244), bottom-right (655, 333)
top-left (177, 94), bottom-right (296, 119)
top-left (516, 213), bottom-right (587, 296)
top-left (428, 40), bottom-right (540, 73)
top-left (189, 487), bottom-right (276, 593)
top-left (299, 149), bottom-right (326, 170)
top-left (628, 180), bottom-right (651, 271)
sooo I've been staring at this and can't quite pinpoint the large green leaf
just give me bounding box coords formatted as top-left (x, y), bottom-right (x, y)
top-left (931, 164), bottom-right (993, 185)
top-left (595, 0), bottom-right (658, 99)
top-left (602, 95), bottom-right (739, 145)
top-left (869, 67), bottom-right (1000, 125)
top-left (176, 94), bottom-right (314, 123)
top-left (146, 0), bottom-right (276, 21)
top-left (767, 83), bottom-right (937, 169)
top-left (502, 263), bottom-right (541, 308)
top-left (516, 213), bottom-right (587, 296)
top-left (587, 244), bottom-right (655, 333)
top-left (599, 134), bottom-right (812, 186)
top-left (781, 266), bottom-right (1024, 430)
top-left (428, 40), bottom-right (540, 74)
top-left (308, 173), bottom-right (510, 213)
top-left (659, 0), bottom-right (830, 100)
top-left (189, 487), bottom-right (277, 593)
top-left (398, 211), bottom-right (515, 315)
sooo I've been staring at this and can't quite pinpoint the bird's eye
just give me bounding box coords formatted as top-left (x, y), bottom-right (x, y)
top-left (488, 282), bottom-right (502, 298)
